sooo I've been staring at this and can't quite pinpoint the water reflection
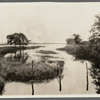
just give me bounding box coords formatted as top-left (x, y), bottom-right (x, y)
top-left (28, 61), bottom-right (64, 95)
top-left (86, 63), bottom-right (89, 91)
top-left (58, 61), bottom-right (64, 92)
top-left (58, 71), bottom-right (62, 91)
top-left (0, 77), bottom-right (5, 95)
top-left (29, 61), bottom-right (64, 95)
top-left (6, 50), bottom-right (29, 64)
top-left (74, 55), bottom-right (100, 94)
top-left (0, 83), bottom-right (5, 95)
top-left (31, 83), bottom-right (34, 95)
top-left (73, 57), bottom-right (90, 91)
top-left (0, 60), bottom-right (64, 95)
top-left (89, 61), bottom-right (100, 94)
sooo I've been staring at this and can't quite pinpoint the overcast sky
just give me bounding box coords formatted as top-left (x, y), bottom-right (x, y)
top-left (0, 2), bottom-right (100, 43)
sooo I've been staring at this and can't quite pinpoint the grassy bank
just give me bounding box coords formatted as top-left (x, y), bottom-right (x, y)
top-left (57, 44), bottom-right (100, 62)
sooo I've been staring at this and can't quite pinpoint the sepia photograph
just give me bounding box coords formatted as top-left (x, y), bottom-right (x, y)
top-left (0, 2), bottom-right (100, 96)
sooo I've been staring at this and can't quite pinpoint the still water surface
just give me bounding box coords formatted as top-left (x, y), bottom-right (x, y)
top-left (2, 44), bottom-right (97, 95)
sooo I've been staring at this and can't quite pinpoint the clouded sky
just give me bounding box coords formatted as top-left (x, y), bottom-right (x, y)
top-left (0, 2), bottom-right (100, 43)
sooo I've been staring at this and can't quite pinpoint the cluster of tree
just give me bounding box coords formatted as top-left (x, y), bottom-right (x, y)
top-left (6, 33), bottom-right (30, 47)
top-left (66, 34), bottom-right (82, 45)
top-left (89, 14), bottom-right (100, 45)
top-left (66, 13), bottom-right (100, 45)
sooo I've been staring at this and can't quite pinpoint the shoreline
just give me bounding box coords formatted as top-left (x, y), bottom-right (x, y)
top-left (57, 44), bottom-right (100, 62)
top-left (0, 45), bottom-right (44, 57)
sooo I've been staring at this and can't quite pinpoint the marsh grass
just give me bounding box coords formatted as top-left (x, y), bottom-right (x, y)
top-left (0, 45), bottom-right (65, 94)
top-left (0, 58), bottom-right (64, 84)
top-left (37, 50), bottom-right (57, 54)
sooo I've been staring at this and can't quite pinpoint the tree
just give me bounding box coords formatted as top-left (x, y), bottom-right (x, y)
top-left (89, 14), bottom-right (100, 45)
top-left (18, 33), bottom-right (29, 47)
top-left (6, 33), bottom-right (29, 47)
top-left (66, 38), bottom-right (76, 45)
top-left (7, 33), bottom-right (20, 46)
top-left (6, 35), bottom-right (14, 45)
top-left (72, 33), bottom-right (82, 44)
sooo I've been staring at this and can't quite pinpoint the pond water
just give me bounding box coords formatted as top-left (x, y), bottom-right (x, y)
top-left (0, 44), bottom-right (97, 95)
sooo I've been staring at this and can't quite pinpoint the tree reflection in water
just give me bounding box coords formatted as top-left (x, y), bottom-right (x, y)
top-left (29, 61), bottom-right (64, 95)
top-left (0, 84), bottom-right (5, 95)
top-left (28, 60), bottom-right (64, 95)
top-left (89, 61), bottom-right (100, 94)
top-left (86, 63), bottom-right (89, 91)
top-left (58, 61), bottom-right (64, 92)
top-left (6, 50), bottom-right (29, 64)
top-left (31, 82), bottom-right (34, 95)
top-left (0, 76), bottom-right (5, 95)
top-left (75, 58), bottom-right (100, 94)
top-left (0, 87), bottom-right (4, 95)
top-left (73, 58), bottom-right (89, 91)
